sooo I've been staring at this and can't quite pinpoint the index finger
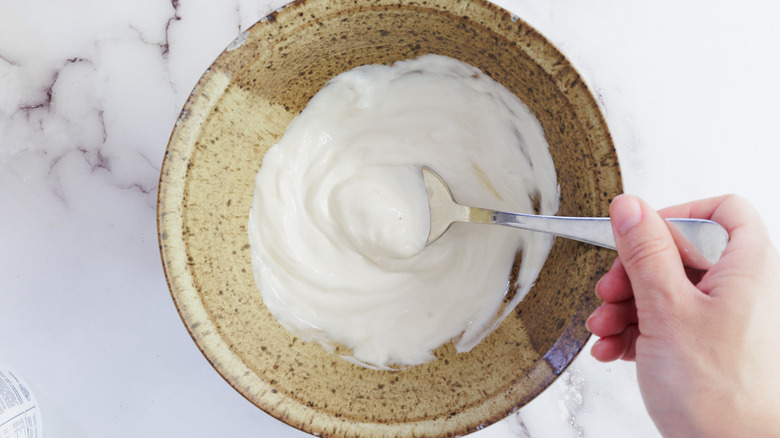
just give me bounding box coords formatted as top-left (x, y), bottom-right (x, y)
top-left (660, 195), bottom-right (772, 288)
top-left (657, 195), bottom-right (727, 220)
top-left (657, 194), bottom-right (759, 236)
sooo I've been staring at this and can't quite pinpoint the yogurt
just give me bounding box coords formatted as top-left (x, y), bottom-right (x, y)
top-left (248, 54), bottom-right (559, 369)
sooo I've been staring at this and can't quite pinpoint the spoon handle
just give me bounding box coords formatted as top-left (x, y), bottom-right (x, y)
top-left (483, 210), bottom-right (729, 270)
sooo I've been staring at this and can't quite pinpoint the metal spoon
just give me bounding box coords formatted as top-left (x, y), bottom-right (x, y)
top-left (423, 167), bottom-right (729, 270)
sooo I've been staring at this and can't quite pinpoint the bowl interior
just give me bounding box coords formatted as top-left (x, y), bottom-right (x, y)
top-left (158, 0), bottom-right (621, 436)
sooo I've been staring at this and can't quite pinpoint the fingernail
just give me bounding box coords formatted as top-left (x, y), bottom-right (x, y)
top-left (590, 337), bottom-right (605, 357)
top-left (613, 195), bottom-right (643, 235)
top-left (585, 305), bottom-right (603, 332)
top-left (594, 276), bottom-right (604, 299)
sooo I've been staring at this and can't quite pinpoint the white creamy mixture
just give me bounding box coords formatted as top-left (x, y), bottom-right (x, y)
top-left (248, 55), bottom-right (559, 369)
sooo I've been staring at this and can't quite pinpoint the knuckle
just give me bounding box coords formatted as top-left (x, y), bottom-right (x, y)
top-left (723, 193), bottom-right (746, 205)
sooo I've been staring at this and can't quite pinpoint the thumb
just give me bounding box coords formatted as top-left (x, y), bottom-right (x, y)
top-left (610, 195), bottom-right (690, 305)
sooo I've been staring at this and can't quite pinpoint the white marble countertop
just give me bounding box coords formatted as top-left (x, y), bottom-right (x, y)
top-left (1, 1), bottom-right (778, 437)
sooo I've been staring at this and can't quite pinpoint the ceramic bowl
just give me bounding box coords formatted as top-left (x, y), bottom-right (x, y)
top-left (157, 0), bottom-right (621, 436)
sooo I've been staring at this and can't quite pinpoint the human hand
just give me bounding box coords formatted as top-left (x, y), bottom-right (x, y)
top-left (586, 194), bottom-right (780, 438)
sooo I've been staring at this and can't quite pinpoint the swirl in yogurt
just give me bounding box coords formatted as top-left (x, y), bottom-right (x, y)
top-left (249, 54), bottom-right (559, 369)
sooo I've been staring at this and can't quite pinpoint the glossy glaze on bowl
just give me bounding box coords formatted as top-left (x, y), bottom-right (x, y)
top-left (157, 0), bottom-right (622, 436)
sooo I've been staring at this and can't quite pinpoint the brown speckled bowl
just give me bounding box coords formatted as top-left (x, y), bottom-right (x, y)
top-left (157, 0), bottom-right (621, 436)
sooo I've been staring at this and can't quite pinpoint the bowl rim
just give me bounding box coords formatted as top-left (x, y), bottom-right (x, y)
top-left (157, 0), bottom-right (619, 435)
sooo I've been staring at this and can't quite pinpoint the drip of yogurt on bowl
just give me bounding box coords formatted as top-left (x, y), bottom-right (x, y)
top-left (248, 54), bottom-right (559, 369)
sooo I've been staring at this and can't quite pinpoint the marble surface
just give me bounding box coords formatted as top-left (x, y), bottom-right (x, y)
top-left (1, 0), bottom-right (778, 436)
